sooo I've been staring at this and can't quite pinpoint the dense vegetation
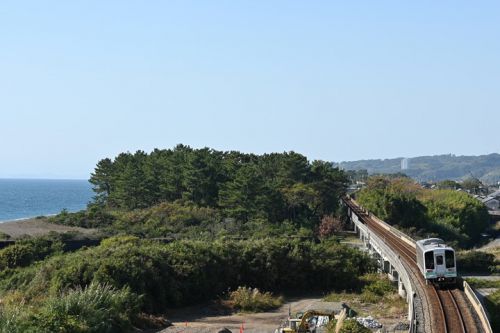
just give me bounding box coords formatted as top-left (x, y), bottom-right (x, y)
top-left (339, 153), bottom-right (500, 184)
top-left (50, 200), bottom-right (319, 240)
top-left (356, 176), bottom-right (490, 248)
top-left (0, 236), bottom-right (375, 332)
top-left (457, 250), bottom-right (498, 274)
top-left (324, 273), bottom-right (397, 304)
top-left (50, 146), bottom-right (348, 240)
top-left (0, 237), bottom-right (63, 269)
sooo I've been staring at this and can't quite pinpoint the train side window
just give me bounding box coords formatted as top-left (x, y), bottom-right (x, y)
top-left (436, 255), bottom-right (443, 265)
top-left (425, 251), bottom-right (434, 269)
top-left (445, 250), bottom-right (455, 268)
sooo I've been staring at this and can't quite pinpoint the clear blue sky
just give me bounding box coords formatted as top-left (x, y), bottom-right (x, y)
top-left (1, 1), bottom-right (499, 179)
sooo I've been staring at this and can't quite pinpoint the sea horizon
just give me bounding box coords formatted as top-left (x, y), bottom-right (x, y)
top-left (0, 179), bottom-right (93, 222)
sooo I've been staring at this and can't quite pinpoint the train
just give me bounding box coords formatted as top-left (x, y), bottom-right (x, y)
top-left (415, 238), bottom-right (457, 285)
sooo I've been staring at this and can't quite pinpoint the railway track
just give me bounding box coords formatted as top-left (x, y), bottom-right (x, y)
top-left (344, 198), bottom-right (480, 333)
top-left (437, 289), bottom-right (466, 333)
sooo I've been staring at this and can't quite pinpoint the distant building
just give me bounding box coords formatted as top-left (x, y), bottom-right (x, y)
top-left (420, 181), bottom-right (433, 189)
top-left (401, 158), bottom-right (410, 170)
top-left (482, 197), bottom-right (500, 210)
top-left (489, 189), bottom-right (500, 199)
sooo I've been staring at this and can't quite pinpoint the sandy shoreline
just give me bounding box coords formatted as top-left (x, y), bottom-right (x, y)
top-left (0, 217), bottom-right (96, 239)
top-left (0, 213), bottom-right (58, 224)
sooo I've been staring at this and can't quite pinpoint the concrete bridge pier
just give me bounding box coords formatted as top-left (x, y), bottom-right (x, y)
top-left (398, 277), bottom-right (407, 298)
top-left (389, 267), bottom-right (399, 282)
top-left (367, 242), bottom-right (375, 255)
top-left (383, 259), bottom-right (391, 273)
top-left (370, 252), bottom-right (383, 271)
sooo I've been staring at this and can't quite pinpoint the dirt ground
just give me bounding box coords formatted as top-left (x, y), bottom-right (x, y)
top-left (156, 295), bottom-right (408, 333)
top-left (157, 297), bottom-right (324, 333)
top-left (0, 218), bottom-right (96, 239)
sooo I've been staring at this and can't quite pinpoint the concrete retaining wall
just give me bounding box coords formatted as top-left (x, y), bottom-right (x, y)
top-left (463, 280), bottom-right (493, 333)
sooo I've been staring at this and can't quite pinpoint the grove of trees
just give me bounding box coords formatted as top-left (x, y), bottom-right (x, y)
top-left (86, 145), bottom-right (347, 231)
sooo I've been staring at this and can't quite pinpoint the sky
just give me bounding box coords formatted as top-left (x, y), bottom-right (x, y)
top-left (1, 1), bottom-right (499, 179)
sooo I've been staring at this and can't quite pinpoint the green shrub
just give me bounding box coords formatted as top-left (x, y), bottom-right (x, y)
top-left (0, 283), bottom-right (140, 333)
top-left (108, 201), bottom-right (220, 238)
top-left (0, 238), bottom-right (375, 313)
top-left (0, 300), bottom-right (27, 333)
top-left (227, 286), bottom-right (283, 312)
top-left (0, 238), bottom-right (63, 270)
top-left (360, 275), bottom-right (396, 304)
top-left (0, 232), bottom-right (11, 240)
top-left (464, 278), bottom-right (500, 289)
top-left (361, 275), bottom-right (393, 297)
top-left (484, 289), bottom-right (500, 332)
top-left (457, 251), bottom-right (496, 273)
top-left (359, 291), bottom-right (379, 303)
top-left (324, 273), bottom-right (396, 305)
top-left (31, 283), bottom-right (140, 333)
top-left (49, 205), bottom-right (115, 229)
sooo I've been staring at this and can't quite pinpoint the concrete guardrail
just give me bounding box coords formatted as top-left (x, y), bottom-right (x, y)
top-left (463, 280), bottom-right (493, 333)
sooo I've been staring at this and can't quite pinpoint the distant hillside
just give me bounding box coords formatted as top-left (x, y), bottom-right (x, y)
top-left (338, 153), bottom-right (500, 184)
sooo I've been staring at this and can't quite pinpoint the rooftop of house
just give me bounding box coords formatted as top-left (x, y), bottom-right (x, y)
top-left (481, 196), bottom-right (499, 203)
top-left (489, 189), bottom-right (500, 198)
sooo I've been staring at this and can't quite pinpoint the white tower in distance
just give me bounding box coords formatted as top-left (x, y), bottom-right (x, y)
top-left (401, 158), bottom-right (409, 170)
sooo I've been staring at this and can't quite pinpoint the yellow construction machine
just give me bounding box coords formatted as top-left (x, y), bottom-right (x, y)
top-left (277, 309), bottom-right (337, 333)
top-left (275, 303), bottom-right (355, 333)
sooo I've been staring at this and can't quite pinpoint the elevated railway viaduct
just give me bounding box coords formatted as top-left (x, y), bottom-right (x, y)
top-left (343, 197), bottom-right (492, 333)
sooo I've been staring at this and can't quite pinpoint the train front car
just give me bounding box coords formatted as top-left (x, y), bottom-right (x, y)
top-left (416, 238), bottom-right (457, 286)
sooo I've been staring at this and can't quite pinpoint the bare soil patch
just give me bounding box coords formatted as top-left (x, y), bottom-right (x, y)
top-left (158, 297), bottom-right (324, 333)
top-left (0, 217), bottom-right (97, 239)
top-left (156, 293), bottom-right (408, 333)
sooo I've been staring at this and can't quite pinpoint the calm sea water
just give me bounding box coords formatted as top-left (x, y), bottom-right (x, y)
top-left (0, 179), bottom-right (93, 222)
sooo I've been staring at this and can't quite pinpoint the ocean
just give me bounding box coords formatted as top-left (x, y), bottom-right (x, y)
top-left (0, 179), bottom-right (94, 222)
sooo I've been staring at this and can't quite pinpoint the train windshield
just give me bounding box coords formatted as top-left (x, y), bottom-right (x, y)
top-left (436, 255), bottom-right (443, 265)
top-left (425, 251), bottom-right (434, 269)
top-left (445, 250), bottom-right (455, 268)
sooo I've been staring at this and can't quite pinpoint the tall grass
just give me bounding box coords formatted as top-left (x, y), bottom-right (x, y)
top-left (0, 283), bottom-right (140, 333)
top-left (227, 287), bottom-right (283, 312)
